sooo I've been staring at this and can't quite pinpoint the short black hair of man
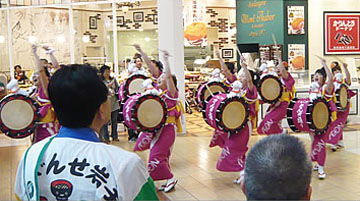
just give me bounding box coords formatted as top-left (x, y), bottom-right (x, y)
top-left (48, 64), bottom-right (108, 128)
top-left (14, 65), bottom-right (22, 70)
top-left (245, 134), bottom-right (312, 200)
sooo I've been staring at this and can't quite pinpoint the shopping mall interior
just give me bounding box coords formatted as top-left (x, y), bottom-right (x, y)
top-left (1, 0), bottom-right (360, 200)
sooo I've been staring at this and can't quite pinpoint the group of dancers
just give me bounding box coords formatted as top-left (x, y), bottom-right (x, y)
top-left (3, 43), bottom-right (355, 194)
top-left (118, 43), bottom-right (355, 195)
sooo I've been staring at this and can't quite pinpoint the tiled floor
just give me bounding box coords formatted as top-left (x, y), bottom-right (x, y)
top-left (2, 112), bottom-right (360, 200)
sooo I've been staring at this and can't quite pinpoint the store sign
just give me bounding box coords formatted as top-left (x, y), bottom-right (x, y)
top-left (288, 44), bottom-right (305, 72)
top-left (183, 0), bottom-right (207, 46)
top-left (324, 12), bottom-right (360, 55)
top-left (237, 0), bottom-right (283, 45)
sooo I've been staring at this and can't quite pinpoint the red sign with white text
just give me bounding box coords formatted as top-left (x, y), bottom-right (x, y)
top-left (324, 12), bottom-right (360, 55)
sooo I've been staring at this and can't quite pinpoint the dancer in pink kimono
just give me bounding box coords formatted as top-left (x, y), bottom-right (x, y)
top-left (327, 61), bottom-right (356, 151)
top-left (214, 56), bottom-right (258, 184)
top-left (133, 44), bottom-right (165, 152)
top-left (310, 58), bottom-right (335, 180)
top-left (209, 51), bottom-right (239, 148)
top-left (257, 52), bottom-right (295, 135)
top-left (31, 45), bottom-right (60, 143)
top-left (142, 51), bottom-right (180, 193)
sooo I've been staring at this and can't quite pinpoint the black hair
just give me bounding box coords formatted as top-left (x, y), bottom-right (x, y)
top-left (14, 65), bottom-right (22, 70)
top-left (225, 62), bottom-right (236, 74)
top-left (249, 69), bottom-right (260, 88)
top-left (44, 66), bottom-right (51, 78)
top-left (48, 64), bottom-right (108, 128)
top-left (172, 75), bottom-right (178, 91)
top-left (100, 65), bottom-right (112, 80)
top-left (245, 135), bottom-right (312, 200)
top-left (133, 53), bottom-right (142, 61)
top-left (151, 60), bottom-right (164, 73)
top-left (126, 58), bottom-right (131, 63)
top-left (332, 61), bottom-right (339, 67)
top-left (40, 59), bottom-right (49, 64)
top-left (315, 67), bottom-right (327, 83)
top-left (331, 61), bottom-right (341, 74)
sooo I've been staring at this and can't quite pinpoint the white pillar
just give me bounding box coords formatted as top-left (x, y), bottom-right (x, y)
top-left (7, 8), bottom-right (13, 78)
top-left (158, 0), bottom-right (186, 134)
top-left (112, 2), bottom-right (119, 75)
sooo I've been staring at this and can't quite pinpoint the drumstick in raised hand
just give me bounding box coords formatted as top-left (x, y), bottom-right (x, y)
top-left (331, 54), bottom-right (345, 64)
top-left (272, 34), bottom-right (278, 47)
top-left (150, 45), bottom-right (173, 57)
top-left (205, 83), bottom-right (214, 97)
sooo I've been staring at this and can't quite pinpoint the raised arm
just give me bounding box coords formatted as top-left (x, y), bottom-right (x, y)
top-left (32, 45), bottom-right (49, 97)
top-left (322, 59), bottom-right (334, 94)
top-left (43, 46), bottom-right (59, 70)
top-left (162, 51), bottom-right (177, 97)
top-left (216, 50), bottom-right (233, 81)
top-left (134, 44), bottom-right (160, 78)
top-left (240, 55), bottom-right (254, 91)
top-left (342, 63), bottom-right (351, 86)
top-left (276, 51), bottom-right (288, 79)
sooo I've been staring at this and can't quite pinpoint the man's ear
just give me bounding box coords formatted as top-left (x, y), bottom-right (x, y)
top-left (240, 175), bottom-right (246, 195)
top-left (303, 185), bottom-right (312, 200)
top-left (98, 101), bottom-right (107, 120)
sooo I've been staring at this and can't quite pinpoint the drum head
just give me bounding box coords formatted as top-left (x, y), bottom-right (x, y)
top-left (338, 85), bottom-right (348, 109)
top-left (124, 74), bottom-right (148, 97)
top-left (1, 100), bottom-right (34, 130)
top-left (0, 94), bottom-right (39, 138)
top-left (199, 81), bottom-right (228, 109)
top-left (128, 78), bottom-right (146, 95)
top-left (222, 101), bottom-right (246, 129)
top-left (260, 77), bottom-right (282, 101)
top-left (204, 85), bottom-right (226, 101)
top-left (312, 101), bottom-right (330, 130)
top-left (137, 99), bottom-right (164, 128)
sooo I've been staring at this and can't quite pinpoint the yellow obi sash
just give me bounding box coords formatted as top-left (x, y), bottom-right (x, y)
top-left (242, 90), bottom-right (258, 128)
top-left (322, 87), bottom-right (337, 121)
top-left (166, 101), bottom-right (184, 133)
top-left (32, 94), bottom-right (57, 124)
top-left (280, 85), bottom-right (296, 103)
top-left (160, 89), bottom-right (185, 133)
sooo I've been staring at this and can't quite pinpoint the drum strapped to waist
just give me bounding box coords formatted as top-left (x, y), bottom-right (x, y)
top-left (118, 74), bottom-right (148, 103)
top-left (335, 84), bottom-right (349, 111)
top-left (121, 94), bottom-right (167, 132)
top-left (202, 93), bottom-right (249, 134)
top-left (195, 81), bottom-right (228, 109)
top-left (258, 74), bottom-right (283, 104)
top-left (287, 97), bottom-right (331, 135)
top-left (0, 94), bottom-right (40, 138)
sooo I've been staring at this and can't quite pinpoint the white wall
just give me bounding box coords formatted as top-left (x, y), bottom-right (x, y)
top-left (308, 0), bottom-right (360, 79)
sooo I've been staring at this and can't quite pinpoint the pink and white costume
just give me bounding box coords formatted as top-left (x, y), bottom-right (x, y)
top-left (212, 86), bottom-right (258, 172)
top-left (31, 86), bottom-right (60, 143)
top-left (257, 73), bottom-right (295, 135)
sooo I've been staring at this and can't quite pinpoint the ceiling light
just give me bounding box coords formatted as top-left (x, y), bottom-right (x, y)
top-left (82, 35), bottom-right (90, 43)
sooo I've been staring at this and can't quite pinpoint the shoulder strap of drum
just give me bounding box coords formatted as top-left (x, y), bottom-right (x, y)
top-left (148, 73), bottom-right (157, 84)
top-left (222, 79), bottom-right (231, 88)
top-left (242, 90), bottom-right (256, 104)
top-left (23, 136), bottom-right (55, 201)
top-left (159, 90), bottom-right (168, 97)
top-left (322, 87), bottom-right (333, 101)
